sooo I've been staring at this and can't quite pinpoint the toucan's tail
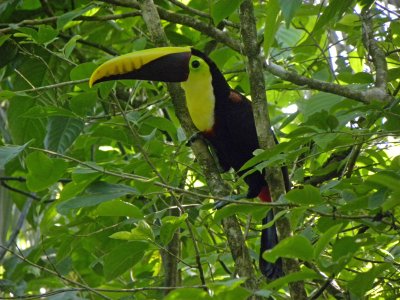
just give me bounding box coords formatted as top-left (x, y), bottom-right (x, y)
top-left (257, 165), bottom-right (290, 279)
top-left (259, 208), bottom-right (283, 279)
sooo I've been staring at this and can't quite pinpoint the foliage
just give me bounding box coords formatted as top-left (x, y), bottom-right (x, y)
top-left (0, 0), bottom-right (399, 299)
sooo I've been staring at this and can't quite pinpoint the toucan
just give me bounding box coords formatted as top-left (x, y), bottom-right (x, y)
top-left (89, 46), bottom-right (287, 279)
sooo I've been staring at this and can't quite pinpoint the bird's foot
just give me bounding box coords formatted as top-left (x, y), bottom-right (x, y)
top-left (186, 132), bottom-right (204, 146)
top-left (214, 194), bottom-right (246, 210)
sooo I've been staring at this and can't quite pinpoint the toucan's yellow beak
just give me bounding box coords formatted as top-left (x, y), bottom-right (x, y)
top-left (89, 47), bottom-right (192, 87)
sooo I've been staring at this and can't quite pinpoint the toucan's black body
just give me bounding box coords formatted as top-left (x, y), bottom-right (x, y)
top-left (190, 50), bottom-right (267, 198)
top-left (191, 50), bottom-right (285, 279)
top-left (90, 47), bottom-right (288, 279)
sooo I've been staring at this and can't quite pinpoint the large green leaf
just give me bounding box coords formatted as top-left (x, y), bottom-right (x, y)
top-left (0, 142), bottom-right (30, 168)
top-left (263, 235), bottom-right (314, 262)
top-left (109, 220), bottom-right (155, 242)
top-left (7, 96), bottom-right (46, 147)
top-left (211, 0), bottom-right (243, 25)
top-left (279, 0), bottom-right (302, 26)
top-left (57, 182), bottom-right (139, 214)
top-left (26, 151), bottom-right (68, 192)
top-left (349, 263), bottom-right (391, 297)
top-left (263, 0), bottom-right (281, 57)
top-left (313, 0), bottom-right (355, 32)
top-left (160, 213), bottom-right (188, 246)
top-left (21, 106), bottom-right (77, 118)
top-left (56, 4), bottom-right (97, 30)
top-left (95, 199), bottom-right (143, 218)
top-left (265, 268), bottom-right (321, 290)
top-left (285, 185), bottom-right (323, 205)
top-left (44, 116), bottom-right (84, 154)
top-left (298, 92), bottom-right (344, 120)
top-left (103, 241), bottom-right (148, 280)
top-left (314, 224), bottom-right (342, 259)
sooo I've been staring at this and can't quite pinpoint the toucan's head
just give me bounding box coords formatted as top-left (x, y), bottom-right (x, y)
top-left (89, 47), bottom-right (230, 96)
top-left (89, 47), bottom-right (231, 131)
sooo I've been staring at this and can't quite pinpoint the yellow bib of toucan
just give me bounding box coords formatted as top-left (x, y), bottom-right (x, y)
top-left (180, 56), bottom-right (215, 132)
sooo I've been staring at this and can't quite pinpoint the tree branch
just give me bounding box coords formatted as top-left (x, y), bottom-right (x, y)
top-left (139, 0), bottom-right (207, 290)
top-left (98, 0), bottom-right (241, 51)
top-left (239, 1), bottom-right (307, 298)
top-left (0, 12), bottom-right (141, 34)
top-left (361, 8), bottom-right (388, 90)
top-left (138, 0), bottom-right (260, 293)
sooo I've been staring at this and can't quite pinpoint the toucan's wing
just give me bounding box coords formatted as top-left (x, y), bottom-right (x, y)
top-left (221, 90), bottom-right (260, 170)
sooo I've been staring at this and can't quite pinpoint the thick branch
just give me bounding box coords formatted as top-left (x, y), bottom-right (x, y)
top-left (264, 62), bottom-right (369, 104)
top-left (239, 0), bottom-right (307, 298)
top-left (0, 12), bottom-right (141, 34)
top-left (361, 8), bottom-right (388, 90)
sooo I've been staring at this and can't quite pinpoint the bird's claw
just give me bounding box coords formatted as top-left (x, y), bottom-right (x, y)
top-left (186, 132), bottom-right (202, 146)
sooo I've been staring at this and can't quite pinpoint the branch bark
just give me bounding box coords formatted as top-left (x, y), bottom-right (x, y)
top-left (239, 0), bottom-right (307, 299)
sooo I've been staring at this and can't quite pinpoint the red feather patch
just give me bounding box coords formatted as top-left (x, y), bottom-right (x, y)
top-left (258, 186), bottom-right (272, 202)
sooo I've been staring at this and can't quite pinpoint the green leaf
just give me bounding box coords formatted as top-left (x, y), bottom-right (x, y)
top-left (44, 116), bottom-right (84, 154)
top-left (279, 0), bottom-right (302, 26)
top-left (263, 235), bottom-right (314, 262)
top-left (95, 200), bottom-right (143, 218)
top-left (57, 182), bottom-right (139, 214)
top-left (70, 62), bottom-right (97, 91)
top-left (160, 214), bottom-right (188, 245)
top-left (0, 90), bottom-right (17, 99)
top-left (109, 231), bottom-right (133, 240)
top-left (0, 34), bottom-right (11, 47)
top-left (266, 267), bottom-right (320, 290)
top-left (26, 152), bottom-right (68, 192)
top-left (214, 203), bottom-right (268, 223)
top-left (36, 25), bottom-right (58, 45)
top-left (69, 91), bottom-right (97, 116)
top-left (17, 27), bottom-right (38, 41)
top-left (366, 172), bottom-right (400, 193)
top-left (0, 142), bottom-right (30, 168)
top-left (314, 224), bottom-right (342, 259)
top-left (331, 236), bottom-right (364, 272)
top-left (285, 185), bottom-right (323, 205)
top-left (63, 35), bottom-right (81, 58)
top-left (144, 116), bottom-right (177, 143)
top-left (164, 288), bottom-right (211, 300)
top-left (349, 263), bottom-right (391, 297)
top-left (103, 241), bottom-right (148, 280)
top-left (7, 96), bottom-right (46, 147)
top-left (110, 220), bottom-right (154, 242)
top-left (130, 220), bottom-right (155, 242)
top-left (57, 5), bottom-right (95, 30)
top-left (264, 0), bottom-right (282, 57)
top-left (313, 0), bottom-right (355, 32)
top-left (298, 93), bottom-right (343, 120)
top-left (382, 193), bottom-right (400, 211)
top-left (211, 0), bottom-right (243, 25)
top-left (21, 106), bottom-right (77, 118)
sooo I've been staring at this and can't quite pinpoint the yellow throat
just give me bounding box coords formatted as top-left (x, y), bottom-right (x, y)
top-left (180, 56), bottom-right (215, 132)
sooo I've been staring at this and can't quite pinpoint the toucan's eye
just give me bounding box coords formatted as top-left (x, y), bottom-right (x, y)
top-left (191, 60), bottom-right (200, 69)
